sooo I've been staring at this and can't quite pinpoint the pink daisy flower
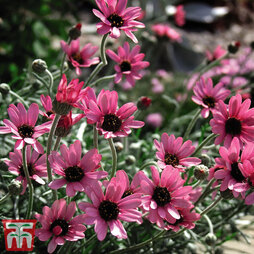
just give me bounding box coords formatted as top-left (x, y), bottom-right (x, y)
top-left (79, 179), bottom-right (142, 241)
top-left (40, 94), bottom-right (54, 120)
top-left (35, 199), bottom-right (86, 253)
top-left (5, 146), bottom-right (47, 194)
top-left (151, 24), bottom-right (182, 42)
top-left (210, 94), bottom-right (254, 148)
top-left (175, 5), bottom-right (185, 27)
top-left (85, 89), bottom-right (144, 139)
top-left (93, 0), bottom-right (145, 43)
top-left (213, 137), bottom-right (254, 198)
top-left (154, 133), bottom-right (201, 170)
top-left (60, 39), bottom-right (99, 76)
top-left (140, 166), bottom-right (193, 228)
top-left (192, 77), bottom-right (230, 118)
top-left (205, 45), bottom-right (227, 63)
top-left (106, 42), bottom-right (149, 87)
top-left (0, 103), bottom-right (51, 153)
top-left (48, 140), bottom-right (107, 197)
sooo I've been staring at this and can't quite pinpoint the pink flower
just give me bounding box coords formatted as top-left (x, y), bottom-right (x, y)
top-left (40, 95), bottom-right (54, 120)
top-left (205, 45), bottom-right (227, 63)
top-left (151, 24), bottom-right (181, 42)
top-left (49, 140), bottom-right (107, 197)
top-left (85, 89), bottom-right (144, 139)
top-left (5, 146), bottom-right (47, 194)
top-left (154, 133), bottom-right (201, 170)
top-left (79, 179), bottom-right (142, 241)
top-left (60, 39), bottom-right (99, 76)
top-left (139, 166), bottom-right (193, 228)
top-left (145, 113), bottom-right (163, 128)
top-left (106, 42), bottom-right (149, 87)
top-left (213, 137), bottom-right (254, 198)
top-left (0, 103), bottom-right (51, 153)
top-left (175, 5), bottom-right (185, 27)
top-left (192, 77), bottom-right (230, 118)
top-left (151, 78), bottom-right (164, 93)
top-left (93, 0), bottom-right (145, 43)
top-left (210, 94), bottom-right (254, 148)
top-left (35, 199), bottom-right (86, 253)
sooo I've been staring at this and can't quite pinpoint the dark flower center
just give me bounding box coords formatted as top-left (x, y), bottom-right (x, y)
top-left (50, 219), bottom-right (69, 236)
top-left (102, 114), bottom-right (122, 133)
top-left (98, 200), bottom-right (119, 221)
top-left (152, 186), bottom-right (171, 207)
top-left (231, 162), bottom-right (245, 182)
top-left (46, 111), bottom-right (54, 117)
top-left (19, 163), bottom-right (35, 177)
top-left (18, 124), bottom-right (34, 138)
top-left (108, 13), bottom-right (124, 28)
top-left (122, 189), bottom-right (134, 199)
top-left (202, 96), bottom-right (216, 108)
top-left (72, 53), bottom-right (83, 64)
top-left (65, 166), bottom-right (84, 182)
top-left (164, 153), bottom-right (179, 167)
top-left (225, 118), bottom-right (242, 136)
top-left (120, 61), bottom-right (131, 72)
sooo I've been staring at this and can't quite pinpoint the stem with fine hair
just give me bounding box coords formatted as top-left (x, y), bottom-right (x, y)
top-left (0, 192), bottom-right (11, 204)
top-left (196, 207), bottom-right (214, 234)
top-left (90, 74), bottom-right (115, 87)
top-left (86, 34), bottom-right (108, 86)
top-left (93, 125), bottom-right (98, 150)
top-left (22, 146), bottom-right (34, 219)
top-left (60, 38), bottom-right (71, 78)
top-left (45, 69), bottom-right (54, 97)
top-left (194, 179), bottom-right (215, 207)
top-left (53, 136), bottom-right (61, 151)
top-left (46, 114), bottom-right (61, 200)
top-left (200, 196), bottom-right (223, 216)
top-left (139, 161), bottom-right (158, 171)
top-left (108, 138), bottom-right (117, 179)
top-left (183, 108), bottom-right (201, 141)
top-left (73, 234), bottom-right (97, 254)
top-left (9, 91), bottom-right (29, 108)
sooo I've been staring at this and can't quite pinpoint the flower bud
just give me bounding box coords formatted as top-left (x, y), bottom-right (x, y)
top-left (194, 165), bottom-right (209, 180)
top-left (69, 23), bottom-right (82, 40)
top-left (52, 98), bottom-right (72, 116)
top-left (0, 83), bottom-right (10, 95)
top-left (0, 160), bottom-right (9, 171)
top-left (200, 154), bottom-right (212, 167)
top-left (205, 233), bottom-right (217, 246)
top-left (220, 189), bottom-right (233, 200)
top-left (55, 113), bottom-right (72, 137)
top-left (8, 179), bottom-right (23, 196)
top-left (137, 96), bottom-right (152, 111)
top-left (227, 41), bottom-right (240, 54)
top-left (125, 155), bottom-right (136, 165)
top-left (32, 59), bottom-right (48, 74)
top-left (114, 142), bottom-right (124, 153)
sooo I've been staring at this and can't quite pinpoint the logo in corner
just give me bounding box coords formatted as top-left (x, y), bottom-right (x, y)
top-left (2, 219), bottom-right (36, 251)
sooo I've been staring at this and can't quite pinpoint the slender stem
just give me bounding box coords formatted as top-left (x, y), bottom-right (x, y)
top-left (192, 180), bottom-right (202, 189)
top-left (9, 91), bottom-right (29, 108)
top-left (45, 69), bottom-right (54, 97)
top-left (0, 192), bottom-right (11, 204)
top-left (196, 207), bottom-right (213, 234)
top-left (53, 136), bottom-right (61, 151)
top-left (57, 241), bottom-right (70, 254)
top-left (85, 34), bottom-right (108, 86)
top-left (109, 230), bottom-right (166, 254)
top-left (200, 196), bottom-right (223, 216)
top-left (192, 133), bottom-right (217, 157)
top-left (46, 114), bottom-right (61, 200)
top-left (93, 125), bottom-right (98, 150)
top-left (108, 138), bottom-right (117, 179)
top-left (90, 74), bottom-right (115, 87)
top-left (183, 108), bottom-right (201, 141)
top-left (22, 146), bottom-right (34, 219)
top-left (73, 234), bottom-right (97, 254)
top-left (60, 38), bottom-right (71, 78)
top-left (139, 161), bottom-right (158, 171)
top-left (67, 196), bottom-right (71, 204)
top-left (194, 179), bottom-right (215, 206)
top-left (32, 72), bottom-right (49, 89)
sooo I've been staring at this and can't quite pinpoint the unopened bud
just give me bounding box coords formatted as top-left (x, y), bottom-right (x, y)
top-left (220, 189), bottom-right (233, 200)
top-left (194, 165), bottom-right (209, 180)
top-left (205, 233), bottom-right (217, 246)
top-left (227, 41), bottom-right (240, 54)
top-left (137, 96), bottom-right (152, 111)
top-left (32, 59), bottom-right (48, 74)
top-left (0, 160), bottom-right (9, 171)
top-left (69, 23), bottom-right (82, 40)
top-left (8, 179), bottom-right (23, 196)
top-left (200, 154), bottom-right (212, 167)
top-left (0, 83), bottom-right (11, 95)
top-left (125, 155), bottom-right (136, 165)
top-left (114, 142), bottom-right (124, 153)
top-left (52, 98), bottom-right (72, 116)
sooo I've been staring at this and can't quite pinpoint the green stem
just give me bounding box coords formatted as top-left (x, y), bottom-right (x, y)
top-left (73, 234), bottom-right (97, 254)
top-left (0, 192), bottom-right (11, 204)
top-left (93, 125), bottom-right (98, 150)
top-left (32, 72), bottom-right (49, 89)
top-left (9, 91), bottom-right (29, 108)
top-left (196, 207), bottom-right (213, 234)
top-left (45, 69), bottom-right (54, 97)
top-left (108, 138), bottom-right (117, 179)
top-left (22, 146), bottom-right (34, 219)
top-left (139, 161), bottom-right (158, 171)
top-left (85, 34), bottom-right (108, 86)
top-left (183, 108), bottom-right (201, 141)
top-left (200, 196), bottom-right (223, 216)
top-left (192, 133), bottom-right (217, 157)
top-left (109, 230), bottom-right (166, 254)
top-left (194, 179), bottom-right (215, 207)
top-left (90, 74), bottom-right (115, 87)
top-left (192, 180), bottom-right (202, 189)
top-left (53, 136), bottom-right (61, 151)
top-left (46, 114), bottom-right (61, 200)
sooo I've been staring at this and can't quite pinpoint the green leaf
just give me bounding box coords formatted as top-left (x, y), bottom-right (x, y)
top-left (10, 234), bottom-right (18, 236)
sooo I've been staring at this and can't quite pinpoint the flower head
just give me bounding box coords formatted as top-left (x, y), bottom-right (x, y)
top-left (154, 133), bottom-right (201, 170)
top-left (49, 140), bottom-right (107, 197)
top-left (93, 0), bottom-right (145, 43)
top-left (175, 5), bottom-right (185, 27)
top-left (35, 199), bottom-right (86, 253)
top-left (106, 42), bottom-right (149, 87)
top-left (61, 39), bottom-right (99, 76)
top-left (145, 113), bottom-right (163, 128)
top-left (210, 94), bottom-right (254, 148)
top-left (79, 179), bottom-right (142, 241)
top-left (5, 146), bottom-right (47, 194)
top-left (205, 45), bottom-right (227, 63)
top-left (151, 24), bottom-right (181, 42)
top-left (0, 103), bottom-right (51, 153)
top-left (85, 89), bottom-right (144, 138)
top-left (192, 77), bottom-right (230, 118)
top-left (40, 94), bottom-right (54, 120)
